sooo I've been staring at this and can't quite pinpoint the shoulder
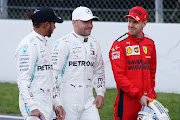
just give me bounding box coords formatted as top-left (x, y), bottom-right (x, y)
top-left (88, 35), bottom-right (97, 42)
top-left (144, 34), bottom-right (154, 42)
top-left (21, 32), bottom-right (40, 46)
top-left (54, 33), bottom-right (72, 44)
top-left (17, 32), bottom-right (38, 48)
top-left (55, 33), bottom-right (74, 44)
top-left (116, 33), bottom-right (129, 42)
top-left (111, 33), bottom-right (129, 46)
top-left (61, 33), bottom-right (74, 42)
top-left (52, 33), bottom-right (73, 50)
top-left (15, 38), bottom-right (37, 56)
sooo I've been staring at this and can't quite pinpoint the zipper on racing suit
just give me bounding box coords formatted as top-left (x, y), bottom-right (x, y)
top-left (83, 41), bottom-right (87, 106)
top-left (138, 42), bottom-right (144, 94)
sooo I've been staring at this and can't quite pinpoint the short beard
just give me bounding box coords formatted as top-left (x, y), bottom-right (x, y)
top-left (47, 25), bottom-right (52, 37)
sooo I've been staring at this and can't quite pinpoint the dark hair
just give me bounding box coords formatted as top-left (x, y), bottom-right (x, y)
top-left (25, 12), bottom-right (42, 28)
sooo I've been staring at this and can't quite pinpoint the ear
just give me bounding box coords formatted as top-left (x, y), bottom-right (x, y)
top-left (72, 20), bottom-right (77, 27)
top-left (43, 22), bottom-right (50, 29)
top-left (143, 20), bottom-right (147, 27)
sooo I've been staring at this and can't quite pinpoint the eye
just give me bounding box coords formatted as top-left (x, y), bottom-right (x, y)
top-left (133, 21), bottom-right (138, 24)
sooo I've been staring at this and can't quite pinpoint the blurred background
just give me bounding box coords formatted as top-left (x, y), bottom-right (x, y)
top-left (0, 0), bottom-right (179, 23)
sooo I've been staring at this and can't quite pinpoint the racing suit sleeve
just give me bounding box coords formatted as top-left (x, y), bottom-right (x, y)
top-left (93, 41), bottom-right (106, 97)
top-left (109, 41), bottom-right (143, 99)
top-left (15, 44), bottom-right (39, 112)
top-left (149, 42), bottom-right (157, 99)
top-left (51, 40), bottom-right (69, 108)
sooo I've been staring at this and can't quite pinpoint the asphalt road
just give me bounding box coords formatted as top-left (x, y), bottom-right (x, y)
top-left (0, 114), bottom-right (56, 120)
top-left (0, 114), bottom-right (23, 120)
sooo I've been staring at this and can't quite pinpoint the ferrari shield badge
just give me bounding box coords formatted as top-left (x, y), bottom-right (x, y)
top-left (143, 46), bottom-right (147, 54)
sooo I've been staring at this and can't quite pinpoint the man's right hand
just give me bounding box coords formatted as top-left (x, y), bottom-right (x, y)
top-left (29, 109), bottom-right (46, 120)
top-left (140, 95), bottom-right (153, 106)
top-left (55, 105), bottom-right (66, 120)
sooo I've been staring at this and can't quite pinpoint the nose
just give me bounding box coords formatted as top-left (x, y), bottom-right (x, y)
top-left (86, 20), bottom-right (93, 28)
top-left (129, 22), bottom-right (133, 27)
top-left (88, 22), bottom-right (93, 28)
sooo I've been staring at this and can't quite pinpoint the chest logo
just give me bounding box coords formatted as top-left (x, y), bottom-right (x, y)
top-left (127, 47), bottom-right (132, 54)
top-left (126, 45), bottom-right (140, 56)
top-left (22, 46), bottom-right (28, 54)
top-left (143, 46), bottom-right (147, 54)
top-left (134, 47), bottom-right (139, 53)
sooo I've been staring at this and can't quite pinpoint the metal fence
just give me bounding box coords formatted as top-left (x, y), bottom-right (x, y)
top-left (0, 0), bottom-right (180, 22)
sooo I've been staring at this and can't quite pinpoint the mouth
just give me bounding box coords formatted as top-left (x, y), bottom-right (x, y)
top-left (85, 28), bottom-right (92, 33)
top-left (86, 28), bottom-right (92, 30)
top-left (129, 28), bottom-right (135, 32)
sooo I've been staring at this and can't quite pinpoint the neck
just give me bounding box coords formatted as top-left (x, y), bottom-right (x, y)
top-left (74, 31), bottom-right (82, 37)
top-left (134, 32), bottom-right (143, 38)
top-left (34, 28), bottom-right (46, 37)
top-left (74, 31), bottom-right (88, 38)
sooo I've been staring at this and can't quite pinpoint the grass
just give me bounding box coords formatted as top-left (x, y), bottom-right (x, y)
top-left (0, 83), bottom-right (179, 120)
top-left (0, 83), bottom-right (20, 114)
top-left (155, 93), bottom-right (180, 120)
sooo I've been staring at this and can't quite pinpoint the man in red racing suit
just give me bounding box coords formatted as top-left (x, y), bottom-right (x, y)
top-left (109, 6), bottom-right (157, 120)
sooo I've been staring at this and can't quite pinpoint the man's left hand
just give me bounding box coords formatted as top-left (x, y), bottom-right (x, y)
top-left (93, 95), bottom-right (104, 109)
top-left (55, 105), bottom-right (66, 120)
top-left (140, 95), bottom-right (153, 106)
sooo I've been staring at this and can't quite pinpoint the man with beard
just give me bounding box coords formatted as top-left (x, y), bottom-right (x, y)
top-left (15, 7), bottom-right (65, 120)
top-left (109, 6), bottom-right (157, 120)
top-left (51, 6), bottom-right (106, 120)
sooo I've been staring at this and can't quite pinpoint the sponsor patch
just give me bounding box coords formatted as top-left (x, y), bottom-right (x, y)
top-left (127, 47), bottom-right (132, 54)
top-left (22, 46), bottom-right (28, 54)
top-left (69, 61), bottom-right (94, 66)
top-left (54, 42), bottom-right (60, 49)
top-left (37, 65), bottom-right (53, 71)
top-left (90, 42), bottom-right (95, 55)
top-left (73, 55), bottom-right (81, 59)
top-left (145, 56), bottom-right (151, 58)
top-left (143, 46), bottom-right (147, 54)
top-left (134, 47), bottom-right (139, 53)
top-left (126, 45), bottom-right (140, 56)
top-left (40, 88), bottom-right (51, 94)
top-left (111, 45), bottom-right (120, 52)
top-left (78, 85), bottom-right (83, 88)
top-left (111, 51), bottom-right (120, 60)
top-left (91, 50), bottom-right (95, 55)
top-left (128, 60), bottom-right (150, 70)
top-left (126, 41), bottom-right (130, 44)
top-left (97, 78), bottom-right (103, 88)
top-left (43, 59), bottom-right (48, 63)
top-left (72, 49), bottom-right (82, 59)
top-left (144, 91), bottom-right (150, 95)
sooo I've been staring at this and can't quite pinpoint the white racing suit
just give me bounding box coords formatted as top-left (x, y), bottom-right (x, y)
top-left (15, 30), bottom-right (61, 120)
top-left (51, 32), bottom-right (106, 120)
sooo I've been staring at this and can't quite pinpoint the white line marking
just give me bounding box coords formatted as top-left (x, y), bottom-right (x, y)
top-left (0, 115), bottom-right (23, 119)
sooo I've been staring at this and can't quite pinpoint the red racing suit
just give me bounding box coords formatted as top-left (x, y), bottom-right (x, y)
top-left (109, 32), bottom-right (157, 120)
